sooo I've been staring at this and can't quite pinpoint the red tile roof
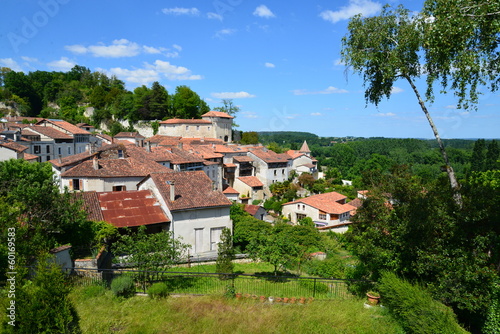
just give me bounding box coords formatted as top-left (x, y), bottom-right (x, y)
top-left (75, 190), bottom-right (169, 227)
top-left (0, 141), bottom-right (28, 153)
top-left (222, 186), bottom-right (239, 194)
top-left (146, 171), bottom-right (231, 211)
top-left (38, 119), bottom-right (91, 135)
top-left (201, 111), bottom-right (234, 119)
top-left (237, 176), bottom-right (264, 188)
top-left (284, 192), bottom-right (356, 215)
top-left (233, 155), bottom-right (254, 163)
top-left (28, 125), bottom-right (73, 139)
top-left (23, 153), bottom-right (39, 161)
top-left (159, 118), bottom-right (211, 124)
top-left (244, 204), bottom-right (262, 216)
top-left (61, 157), bottom-right (171, 178)
top-left (114, 132), bottom-right (145, 139)
top-left (249, 149), bottom-right (291, 164)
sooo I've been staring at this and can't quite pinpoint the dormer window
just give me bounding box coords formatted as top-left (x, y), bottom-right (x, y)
top-left (118, 150), bottom-right (124, 158)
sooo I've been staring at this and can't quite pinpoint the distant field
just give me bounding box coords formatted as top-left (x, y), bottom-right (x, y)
top-left (71, 286), bottom-right (403, 334)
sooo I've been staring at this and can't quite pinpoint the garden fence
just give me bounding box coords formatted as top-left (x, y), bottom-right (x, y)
top-left (67, 267), bottom-right (367, 300)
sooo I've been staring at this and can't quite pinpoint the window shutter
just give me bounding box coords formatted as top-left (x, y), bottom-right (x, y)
top-left (69, 180), bottom-right (73, 191)
top-left (79, 179), bottom-right (83, 191)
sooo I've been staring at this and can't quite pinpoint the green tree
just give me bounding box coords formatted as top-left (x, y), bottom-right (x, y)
top-left (171, 85), bottom-right (209, 119)
top-left (341, 5), bottom-right (462, 199)
top-left (213, 99), bottom-right (240, 127)
top-left (112, 226), bottom-right (189, 287)
top-left (149, 81), bottom-right (169, 120)
top-left (485, 140), bottom-right (499, 171)
top-left (240, 131), bottom-right (259, 145)
top-left (3, 255), bottom-right (81, 333)
top-left (215, 227), bottom-right (235, 280)
top-left (248, 224), bottom-right (301, 275)
top-left (471, 139), bottom-right (487, 172)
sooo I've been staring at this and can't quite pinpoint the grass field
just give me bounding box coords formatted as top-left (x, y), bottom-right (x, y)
top-left (71, 286), bottom-right (403, 334)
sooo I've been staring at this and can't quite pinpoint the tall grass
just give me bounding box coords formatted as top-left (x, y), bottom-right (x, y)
top-left (70, 286), bottom-right (403, 334)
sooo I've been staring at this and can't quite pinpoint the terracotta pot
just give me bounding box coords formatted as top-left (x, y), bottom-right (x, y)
top-left (307, 297), bottom-right (314, 304)
top-left (235, 293), bottom-right (242, 300)
top-left (244, 293), bottom-right (251, 299)
top-left (290, 297), bottom-right (297, 304)
top-left (275, 297), bottom-right (282, 303)
top-left (366, 293), bottom-right (380, 305)
top-left (283, 297), bottom-right (289, 303)
top-left (260, 296), bottom-right (266, 302)
top-left (299, 297), bottom-right (306, 304)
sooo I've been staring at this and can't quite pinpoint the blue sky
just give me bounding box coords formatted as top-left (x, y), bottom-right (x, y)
top-left (1, 0), bottom-right (498, 139)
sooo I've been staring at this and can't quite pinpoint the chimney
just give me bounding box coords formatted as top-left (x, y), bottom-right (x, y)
top-left (58, 155), bottom-right (62, 164)
top-left (146, 141), bottom-right (151, 152)
top-left (169, 181), bottom-right (175, 201)
top-left (92, 156), bottom-right (99, 170)
top-left (178, 142), bottom-right (183, 150)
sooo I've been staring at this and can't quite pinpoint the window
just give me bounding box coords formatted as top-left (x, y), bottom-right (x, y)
top-left (71, 179), bottom-right (81, 191)
top-left (68, 147), bottom-right (71, 155)
top-left (319, 214), bottom-right (327, 220)
top-left (117, 150), bottom-right (124, 158)
top-left (296, 213), bottom-right (306, 221)
top-left (58, 147), bottom-right (62, 155)
top-left (34, 145), bottom-right (41, 154)
top-left (46, 145), bottom-right (50, 153)
top-left (186, 126), bottom-right (189, 130)
top-left (112, 185), bottom-right (126, 191)
top-left (196, 125), bottom-right (200, 131)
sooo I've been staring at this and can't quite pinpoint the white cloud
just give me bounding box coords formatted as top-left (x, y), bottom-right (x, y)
top-left (445, 104), bottom-right (457, 109)
top-left (391, 86), bottom-right (404, 94)
top-left (102, 60), bottom-right (202, 86)
top-left (253, 5), bottom-right (275, 18)
top-left (211, 91), bottom-right (256, 99)
top-left (265, 62), bottom-right (275, 68)
top-left (292, 86), bottom-right (348, 95)
top-left (374, 112), bottom-right (396, 117)
top-left (242, 111), bottom-right (258, 119)
top-left (21, 56), bottom-right (38, 63)
top-left (214, 28), bottom-right (237, 39)
top-left (47, 57), bottom-right (75, 71)
top-left (333, 58), bottom-right (344, 66)
top-left (320, 0), bottom-right (382, 24)
top-left (311, 112), bottom-right (322, 116)
top-left (207, 12), bottom-right (223, 21)
top-left (162, 7), bottom-right (200, 16)
top-left (0, 58), bottom-right (23, 72)
top-left (66, 40), bottom-right (181, 58)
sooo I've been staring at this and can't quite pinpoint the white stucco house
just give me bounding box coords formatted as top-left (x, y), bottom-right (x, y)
top-left (282, 191), bottom-right (357, 229)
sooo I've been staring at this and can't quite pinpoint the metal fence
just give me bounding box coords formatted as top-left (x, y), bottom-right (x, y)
top-left (68, 267), bottom-right (364, 300)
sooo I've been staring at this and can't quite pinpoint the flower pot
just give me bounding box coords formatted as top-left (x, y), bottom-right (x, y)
top-left (260, 296), bottom-right (266, 302)
top-left (366, 293), bottom-right (380, 305)
top-left (235, 293), bottom-right (242, 300)
top-left (283, 297), bottom-right (289, 303)
top-left (299, 297), bottom-right (306, 304)
top-left (290, 297), bottom-right (297, 304)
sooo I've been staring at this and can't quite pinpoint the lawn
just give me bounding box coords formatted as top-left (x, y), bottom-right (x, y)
top-left (71, 286), bottom-right (403, 334)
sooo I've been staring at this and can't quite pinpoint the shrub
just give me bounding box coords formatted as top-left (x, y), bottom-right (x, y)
top-left (147, 282), bottom-right (170, 299)
top-left (110, 275), bottom-right (135, 298)
top-left (299, 279), bottom-right (329, 294)
top-left (378, 271), bottom-right (469, 334)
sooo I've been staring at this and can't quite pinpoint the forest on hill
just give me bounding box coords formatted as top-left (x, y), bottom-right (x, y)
top-left (0, 66), bottom-right (211, 130)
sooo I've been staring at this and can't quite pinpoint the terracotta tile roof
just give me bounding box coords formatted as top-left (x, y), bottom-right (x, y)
top-left (249, 149), bottom-right (291, 164)
top-left (180, 137), bottom-right (224, 145)
top-left (28, 125), bottom-right (73, 139)
top-left (182, 144), bottom-right (224, 159)
top-left (299, 140), bottom-right (311, 153)
top-left (72, 191), bottom-right (105, 222)
top-left (146, 171), bottom-right (232, 211)
top-left (284, 192), bottom-right (356, 215)
top-left (222, 186), bottom-right (239, 194)
top-left (300, 163), bottom-right (316, 168)
top-left (285, 150), bottom-right (306, 159)
top-left (20, 128), bottom-right (40, 137)
top-left (75, 190), bottom-right (169, 227)
top-left (0, 141), bottom-right (28, 153)
top-left (159, 118), bottom-right (212, 124)
top-left (224, 163), bottom-right (237, 168)
top-left (146, 135), bottom-right (182, 144)
top-left (244, 204), bottom-right (262, 216)
top-left (237, 176), bottom-right (264, 188)
top-left (233, 155), bottom-right (254, 163)
top-left (98, 190), bottom-right (169, 227)
top-left (61, 157), bottom-right (171, 178)
top-left (76, 123), bottom-right (94, 129)
top-left (49, 143), bottom-right (123, 168)
top-left (50, 244), bottom-right (72, 254)
top-left (23, 153), bottom-right (39, 161)
top-left (348, 198), bottom-right (363, 208)
top-left (37, 119), bottom-right (91, 135)
top-left (114, 132), bottom-right (145, 139)
top-left (96, 133), bottom-right (113, 143)
top-left (201, 111), bottom-right (234, 119)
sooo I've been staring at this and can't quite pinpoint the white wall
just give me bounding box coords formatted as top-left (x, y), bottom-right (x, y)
top-left (0, 147), bottom-right (17, 161)
top-left (172, 207), bottom-right (231, 255)
top-left (61, 176), bottom-right (143, 192)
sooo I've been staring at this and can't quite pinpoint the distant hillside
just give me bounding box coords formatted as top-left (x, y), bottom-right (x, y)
top-left (257, 131), bottom-right (318, 144)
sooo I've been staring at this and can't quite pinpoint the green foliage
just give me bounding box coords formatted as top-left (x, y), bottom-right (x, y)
top-left (110, 275), bottom-right (136, 298)
top-left (231, 203), bottom-right (272, 252)
top-left (216, 227), bottom-right (235, 280)
top-left (378, 272), bottom-right (468, 334)
top-left (298, 279), bottom-right (329, 294)
top-left (112, 226), bottom-right (189, 286)
top-left (2, 256), bottom-right (81, 333)
top-left (240, 131), bottom-right (259, 144)
top-left (147, 282), bottom-right (170, 299)
top-left (298, 216), bottom-right (314, 227)
top-left (483, 282), bottom-right (500, 334)
top-left (303, 258), bottom-right (346, 279)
